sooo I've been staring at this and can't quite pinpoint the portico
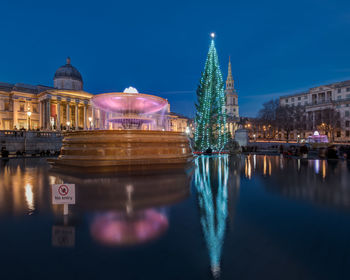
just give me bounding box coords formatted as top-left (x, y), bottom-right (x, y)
top-left (38, 90), bottom-right (94, 130)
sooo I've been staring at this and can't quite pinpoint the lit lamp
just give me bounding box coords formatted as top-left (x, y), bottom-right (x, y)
top-left (66, 121), bottom-right (71, 130)
top-left (27, 111), bottom-right (32, 130)
top-left (88, 117), bottom-right (92, 130)
top-left (253, 134), bottom-right (256, 142)
top-left (185, 126), bottom-right (190, 135)
top-left (297, 134), bottom-right (300, 143)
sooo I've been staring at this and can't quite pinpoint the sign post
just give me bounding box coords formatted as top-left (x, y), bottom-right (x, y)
top-left (52, 184), bottom-right (76, 215)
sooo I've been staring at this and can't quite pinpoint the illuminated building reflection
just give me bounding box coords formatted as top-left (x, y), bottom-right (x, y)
top-left (194, 155), bottom-right (230, 278)
top-left (314, 159), bottom-right (320, 174)
top-left (0, 159), bottom-right (49, 216)
top-left (24, 183), bottom-right (34, 214)
top-left (245, 155), bottom-right (252, 179)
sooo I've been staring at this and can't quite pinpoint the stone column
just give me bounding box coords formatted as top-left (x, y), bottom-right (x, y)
top-left (66, 99), bottom-right (71, 127)
top-left (47, 99), bottom-right (51, 130)
top-left (83, 103), bottom-right (87, 130)
top-left (57, 101), bottom-right (61, 130)
top-left (92, 108), bottom-right (95, 129)
top-left (75, 101), bottom-right (79, 130)
top-left (39, 101), bottom-right (43, 129)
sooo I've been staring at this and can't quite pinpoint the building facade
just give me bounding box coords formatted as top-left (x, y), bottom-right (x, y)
top-left (0, 57), bottom-right (189, 132)
top-left (279, 80), bottom-right (350, 142)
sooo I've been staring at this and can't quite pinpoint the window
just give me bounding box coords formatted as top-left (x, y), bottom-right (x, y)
top-left (327, 91), bottom-right (332, 94)
top-left (346, 121), bottom-right (350, 127)
top-left (347, 88), bottom-right (350, 92)
top-left (347, 94), bottom-right (350, 99)
top-left (291, 98), bottom-right (295, 102)
top-left (4, 101), bottom-right (10, 111)
top-left (298, 102), bottom-right (301, 106)
top-left (285, 99), bottom-right (288, 103)
top-left (345, 111), bottom-right (350, 117)
top-left (337, 95), bottom-right (342, 100)
top-left (304, 96), bottom-right (307, 99)
top-left (337, 131), bottom-right (341, 138)
top-left (32, 104), bottom-right (38, 113)
top-left (346, 131), bottom-right (350, 137)
top-left (19, 102), bottom-right (25, 112)
top-left (298, 97), bottom-right (301, 101)
top-left (338, 88), bottom-right (341, 93)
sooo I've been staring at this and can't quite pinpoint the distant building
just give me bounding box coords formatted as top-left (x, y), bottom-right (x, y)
top-left (279, 80), bottom-right (350, 142)
top-left (0, 57), bottom-right (188, 132)
top-left (225, 57), bottom-right (240, 137)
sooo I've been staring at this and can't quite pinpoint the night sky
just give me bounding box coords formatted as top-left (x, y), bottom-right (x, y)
top-left (1, 0), bottom-right (350, 117)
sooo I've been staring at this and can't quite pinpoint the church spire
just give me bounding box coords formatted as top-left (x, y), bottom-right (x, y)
top-left (226, 56), bottom-right (234, 92)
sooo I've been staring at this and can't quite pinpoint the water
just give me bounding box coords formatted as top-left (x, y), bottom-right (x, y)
top-left (1, 155), bottom-right (350, 280)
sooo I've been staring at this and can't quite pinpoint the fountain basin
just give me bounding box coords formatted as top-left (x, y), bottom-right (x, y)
top-left (49, 130), bottom-right (193, 169)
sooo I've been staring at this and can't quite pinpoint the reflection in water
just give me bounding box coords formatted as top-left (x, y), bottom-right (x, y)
top-left (314, 159), bottom-right (320, 174)
top-left (247, 156), bottom-right (350, 209)
top-left (0, 159), bottom-right (49, 215)
top-left (24, 183), bottom-right (34, 214)
top-left (50, 168), bottom-right (192, 247)
top-left (195, 155), bottom-right (229, 278)
top-left (91, 210), bottom-right (168, 246)
top-left (322, 160), bottom-right (326, 179)
top-left (245, 155), bottom-right (252, 179)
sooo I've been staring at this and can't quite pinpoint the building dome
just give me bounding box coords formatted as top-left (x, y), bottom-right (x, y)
top-left (54, 57), bottom-right (83, 90)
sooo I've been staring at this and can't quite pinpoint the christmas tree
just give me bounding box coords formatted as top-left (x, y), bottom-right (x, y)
top-left (194, 34), bottom-right (228, 151)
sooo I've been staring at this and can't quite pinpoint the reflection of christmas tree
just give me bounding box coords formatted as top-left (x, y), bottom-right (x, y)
top-left (195, 155), bottom-right (229, 279)
top-left (194, 35), bottom-right (228, 151)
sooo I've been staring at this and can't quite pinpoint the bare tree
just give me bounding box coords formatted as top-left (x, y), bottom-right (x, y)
top-left (315, 108), bottom-right (340, 142)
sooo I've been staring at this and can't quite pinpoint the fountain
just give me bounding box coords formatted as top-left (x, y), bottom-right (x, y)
top-left (92, 87), bottom-right (169, 130)
top-left (49, 88), bottom-right (193, 170)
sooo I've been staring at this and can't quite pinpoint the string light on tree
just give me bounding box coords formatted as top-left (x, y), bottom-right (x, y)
top-left (194, 33), bottom-right (228, 151)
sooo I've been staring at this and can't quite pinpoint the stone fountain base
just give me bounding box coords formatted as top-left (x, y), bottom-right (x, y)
top-left (49, 130), bottom-right (193, 170)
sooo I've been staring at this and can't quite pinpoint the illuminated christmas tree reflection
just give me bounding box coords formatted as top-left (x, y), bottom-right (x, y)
top-left (194, 155), bottom-right (229, 279)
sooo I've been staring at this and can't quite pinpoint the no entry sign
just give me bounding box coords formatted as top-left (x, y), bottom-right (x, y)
top-left (52, 184), bottom-right (76, 205)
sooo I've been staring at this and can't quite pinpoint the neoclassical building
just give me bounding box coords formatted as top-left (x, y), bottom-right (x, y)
top-left (0, 57), bottom-right (189, 132)
top-left (279, 80), bottom-right (350, 142)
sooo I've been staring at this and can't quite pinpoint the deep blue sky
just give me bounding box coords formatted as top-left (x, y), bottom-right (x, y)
top-left (1, 0), bottom-right (350, 117)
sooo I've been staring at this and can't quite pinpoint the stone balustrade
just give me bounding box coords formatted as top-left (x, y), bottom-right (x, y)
top-left (0, 130), bottom-right (63, 155)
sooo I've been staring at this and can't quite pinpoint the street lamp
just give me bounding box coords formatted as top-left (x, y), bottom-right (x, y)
top-left (253, 134), bottom-right (256, 142)
top-left (297, 134), bottom-right (300, 143)
top-left (88, 117), bottom-right (92, 130)
top-left (185, 126), bottom-right (190, 135)
top-left (66, 121), bottom-right (70, 130)
top-left (27, 111), bottom-right (32, 130)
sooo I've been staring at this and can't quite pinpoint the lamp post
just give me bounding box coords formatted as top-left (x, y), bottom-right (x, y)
top-left (297, 134), bottom-right (300, 143)
top-left (88, 117), bottom-right (92, 130)
top-left (27, 111), bottom-right (32, 130)
top-left (66, 121), bottom-right (70, 131)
